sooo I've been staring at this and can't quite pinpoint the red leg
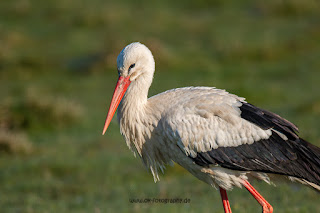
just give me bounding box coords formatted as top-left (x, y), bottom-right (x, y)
top-left (242, 180), bottom-right (273, 213)
top-left (219, 187), bottom-right (232, 213)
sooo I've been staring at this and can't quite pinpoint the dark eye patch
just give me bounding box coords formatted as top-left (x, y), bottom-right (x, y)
top-left (128, 63), bottom-right (135, 71)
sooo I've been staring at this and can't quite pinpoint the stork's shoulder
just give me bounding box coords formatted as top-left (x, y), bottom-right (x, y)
top-left (148, 86), bottom-right (246, 110)
top-left (149, 87), bottom-right (246, 123)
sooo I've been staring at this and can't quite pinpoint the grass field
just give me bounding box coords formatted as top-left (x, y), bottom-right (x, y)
top-left (1, 0), bottom-right (320, 212)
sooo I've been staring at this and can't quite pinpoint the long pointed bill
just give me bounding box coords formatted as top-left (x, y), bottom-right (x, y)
top-left (102, 76), bottom-right (131, 135)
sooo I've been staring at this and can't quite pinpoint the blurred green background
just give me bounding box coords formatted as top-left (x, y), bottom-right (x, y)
top-left (1, 0), bottom-right (320, 212)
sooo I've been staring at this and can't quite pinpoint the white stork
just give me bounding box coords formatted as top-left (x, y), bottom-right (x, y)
top-left (102, 42), bottom-right (320, 213)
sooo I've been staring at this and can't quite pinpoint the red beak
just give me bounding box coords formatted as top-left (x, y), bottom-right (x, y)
top-left (102, 76), bottom-right (131, 135)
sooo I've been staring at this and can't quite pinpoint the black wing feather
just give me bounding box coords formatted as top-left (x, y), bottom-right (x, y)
top-left (189, 102), bottom-right (320, 186)
top-left (239, 102), bottom-right (299, 139)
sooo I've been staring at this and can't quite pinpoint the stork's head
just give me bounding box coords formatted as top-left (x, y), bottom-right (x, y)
top-left (117, 42), bottom-right (155, 81)
top-left (102, 42), bottom-right (155, 135)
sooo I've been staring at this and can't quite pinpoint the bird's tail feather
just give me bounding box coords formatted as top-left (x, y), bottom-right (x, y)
top-left (295, 138), bottom-right (320, 189)
top-left (289, 177), bottom-right (320, 191)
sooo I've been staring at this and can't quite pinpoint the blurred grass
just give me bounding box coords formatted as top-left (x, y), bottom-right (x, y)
top-left (1, 0), bottom-right (320, 212)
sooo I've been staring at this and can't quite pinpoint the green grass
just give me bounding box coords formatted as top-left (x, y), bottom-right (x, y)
top-left (1, 0), bottom-right (320, 212)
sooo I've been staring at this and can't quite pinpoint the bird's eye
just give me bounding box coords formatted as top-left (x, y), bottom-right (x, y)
top-left (129, 63), bottom-right (135, 71)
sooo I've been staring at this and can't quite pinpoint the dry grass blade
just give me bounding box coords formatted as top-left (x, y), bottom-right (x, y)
top-left (0, 130), bottom-right (32, 154)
